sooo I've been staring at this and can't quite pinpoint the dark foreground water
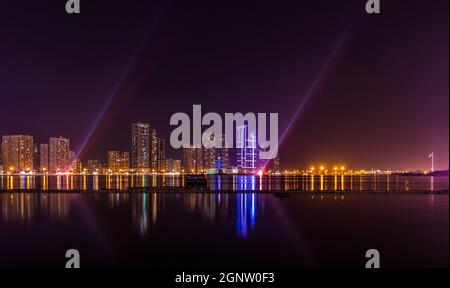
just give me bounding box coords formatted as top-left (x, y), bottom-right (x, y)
top-left (0, 191), bottom-right (448, 268)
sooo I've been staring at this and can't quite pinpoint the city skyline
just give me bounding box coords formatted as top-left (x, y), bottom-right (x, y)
top-left (0, 0), bottom-right (447, 272)
top-left (0, 121), bottom-right (444, 174)
top-left (0, 1), bottom-right (448, 172)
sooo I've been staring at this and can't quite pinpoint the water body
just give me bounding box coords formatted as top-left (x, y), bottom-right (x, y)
top-left (0, 175), bottom-right (448, 191)
top-left (0, 176), bottom-right (448, 267)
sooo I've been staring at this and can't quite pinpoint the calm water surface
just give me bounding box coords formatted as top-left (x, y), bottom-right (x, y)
top-left (0, 175), bottom-right (448, 191)
top-left (0, 189), bottom-right (448, 267)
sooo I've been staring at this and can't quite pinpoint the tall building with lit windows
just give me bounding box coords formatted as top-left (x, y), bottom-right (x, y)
top-left (157, 138), bottom-right (166, 172)
top-left (131, 122), bottom-right (150, 170)
top-left (182, 145), bottom-right (204, 174)
top-left (216, 133), bottom-right (230, 171)
top-left (87, 159), bottom-right (103, 174)
top-left (1, 135), bottom-right (34, 172)
top-left (236, 125), bottom-right (257, 172)
top-left (203, 134), bottom-right (216, 170)
top-left (150, 128), bottom-right (158, 171)
top-left (108, 151), bottom-right (130, 172)
top-left (164, 158), bottom-right (181, 173)
top-left (49, 137), bottom-right (70, 173)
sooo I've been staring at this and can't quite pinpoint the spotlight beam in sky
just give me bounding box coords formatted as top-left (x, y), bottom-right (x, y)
top-left (262, 20), bottom-right (356, 170)
top-left (76, 6), bottom-right (166, 159)
top-left (279, 26), bottom-right (353, 148)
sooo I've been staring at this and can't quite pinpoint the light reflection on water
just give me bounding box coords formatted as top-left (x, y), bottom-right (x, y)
top-left (0, 193), bottom-right (76, 224)
top-left (0, 175), bottom-right (447, 237)
top-left (0, 175), bottom-right (447, 191)
top-left (0, 191), bottom-right (447, 267)
top-left (0, 191), bottom-right (265, 238)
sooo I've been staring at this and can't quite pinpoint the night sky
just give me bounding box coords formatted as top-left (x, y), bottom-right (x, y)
top-left (0, 0), bottom-right (448, 170)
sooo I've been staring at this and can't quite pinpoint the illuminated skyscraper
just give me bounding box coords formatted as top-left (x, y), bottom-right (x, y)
top-left (183, 146), bottom-right (194, 173)
top-left (108, 151), bottom-right (120, 171)
top-left (108, 151), bottom-right (130, 172)
top-left (157, 138), bottom-right (166, 173)
top-left (182, 145), bottom-right (204, 174)
top-left (49, 137), bottom-right (70, 173)
top-left (151, 129), bottom-right (158, 172)
top-left (216, 133), bottom-right (230, 171)
top-left (131, 122), bottom-right (150, 170)
top-left (236, 125), bottom-right (257, 172)
top-left (195, 146), bottom-right (204, 173)
top-left (203, 134), bottom-right (216, 170)
top-left (1, 135), bottom-right (34, 172)
top-left (87, 159), bottom-right (102, 174)
top-left (40, 144), bottom-right (49, 172)
top-left (163, 158), bottom-right (181, 173)
top-left (121, 152), bottom-right (130, 171)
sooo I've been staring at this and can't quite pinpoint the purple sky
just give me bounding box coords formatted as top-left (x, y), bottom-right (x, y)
top-left (0, 0), bottom-right (448, 170)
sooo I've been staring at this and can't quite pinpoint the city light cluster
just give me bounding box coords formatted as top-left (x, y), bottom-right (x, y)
top-left (0, 122), bottom-right (280, 176)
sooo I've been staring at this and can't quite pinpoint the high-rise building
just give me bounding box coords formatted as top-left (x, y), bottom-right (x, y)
top-left (131, 122), bottom-right (150, 170)
top-left (151, 129), bottom-right (158, 172)
top-left (157, 138), bottom-right (166, 173)
top-left (40, 144), bottom-right (49, 172)
top-left (108, 151), bottom-right (119, 171)
top-left (216, 133), bottom-right (230, 171)
top-left (236, 125), bottom-right (257, 172)
top-left (107, 151), bottom-right (130, 172)
top-left (1, 135), bottom-right (34, 172)
top-left (183, 146), bottom-right (194, 173)
top-left (182, 145), bottom-right (204, 174)
top-left (49, 137), bottom-right (70, 173)
top-left (204, 148), bottom-right (216, 170)
top-left (164, 158), bottom-right (181, 173)
top-left (87, 159), bottom-right (103, 174)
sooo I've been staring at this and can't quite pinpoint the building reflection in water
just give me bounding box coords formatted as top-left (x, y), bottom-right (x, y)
top-left (182, 193), bottom-right (229, 224)
top-left (0, 193), bottom-right (76, 223)
top-left (128, 191), bottom-right (263, 238)
top-left (1, 174), bottom-right (446, 238)
top-left (236, 193), bottom-right (258, 237)
top-left (131, 193), bottom-right (163, 236)
top-left (108, 192), bottom-right (130, 207)
top-left (0, 174), bottom-right (447, 191)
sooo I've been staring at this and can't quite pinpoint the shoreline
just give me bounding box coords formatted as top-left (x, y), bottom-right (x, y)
top-left (0, 188), bottom-right (448, 194)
